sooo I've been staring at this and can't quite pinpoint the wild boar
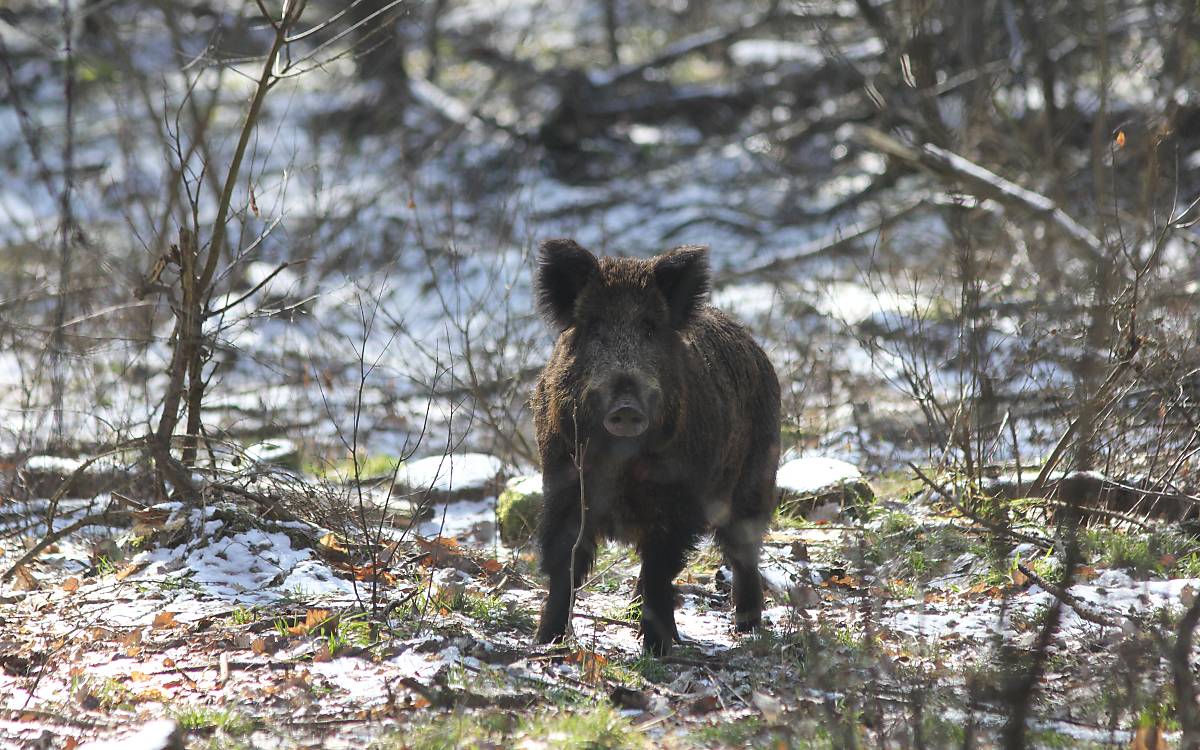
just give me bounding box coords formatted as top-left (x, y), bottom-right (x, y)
top-left (531, 238), bottom-right (781, 656)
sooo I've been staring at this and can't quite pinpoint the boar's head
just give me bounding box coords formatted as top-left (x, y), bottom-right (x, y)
top-left (535, 238), bottom-right (710, 450)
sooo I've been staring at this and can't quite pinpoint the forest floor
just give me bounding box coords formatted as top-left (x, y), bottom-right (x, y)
top-left (1, 455), bottom-right (1196, 749)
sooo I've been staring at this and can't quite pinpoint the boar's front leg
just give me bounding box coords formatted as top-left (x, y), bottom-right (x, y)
top-left (717, 521), bottom-right (767, 632)
top-left (638, 534), bottom-right (690, 656)
top-left (535, 487), bottom-right (597, 645)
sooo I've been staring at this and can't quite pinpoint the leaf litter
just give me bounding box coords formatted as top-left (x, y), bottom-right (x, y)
top-left (3, 456), bottom-right (1199, 747)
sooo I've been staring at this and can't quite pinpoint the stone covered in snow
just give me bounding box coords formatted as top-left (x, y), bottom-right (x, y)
top-left (776, 456), bottom-right (872, 518)
top-left (397, 452), bottom-right (506, 502)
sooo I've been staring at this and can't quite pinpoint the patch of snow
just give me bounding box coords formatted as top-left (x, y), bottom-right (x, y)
top-left (309, 660), bottom-right (390, 704)
top-left (391, 646), bottom-right (450, 681)
top-left (885, 608), bottom-right (1005, 641)
top-left (729, 39), bottom-right (823, 67)
top-left (400, 453), bottom-right (504, 492)
top-left (777, 457), bottom-right (862, 494)
top-left (505, 474), bottom-right (542, 496)
top-left (23, 455), bottom-right (84, 473)
top-left (711, 282), bottom-right (779, 319)
top-left (78, 719), bottom-right (179, 750)
top-left (282, 559), bottom-right (358, 598)
top-left (419, 497), bottom-right (496, 539)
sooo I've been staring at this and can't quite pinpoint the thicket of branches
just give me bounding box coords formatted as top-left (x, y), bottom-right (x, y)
top-left (0, 0), bottom-right (1199, 743)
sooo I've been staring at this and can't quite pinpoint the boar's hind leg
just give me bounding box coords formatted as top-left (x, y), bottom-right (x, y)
top-left (638, 535), bottom-right (691, 657)
top-left (717, 519), bottom-right (767, 632)
top-left (535, 503), bottom-right (597, 645)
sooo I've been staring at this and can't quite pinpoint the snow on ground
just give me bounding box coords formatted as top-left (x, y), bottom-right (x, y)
top-left (777, 456), bottom-right (862, 494)
top-left (399, 453), bottom-right (506, 494)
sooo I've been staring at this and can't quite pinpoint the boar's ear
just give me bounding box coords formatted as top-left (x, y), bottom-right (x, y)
top-left (654, 245), bottom-right (710, 329)
top-left (536, 238), bottom-right (600, 330)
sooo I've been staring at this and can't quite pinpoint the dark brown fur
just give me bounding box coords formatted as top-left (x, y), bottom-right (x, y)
top-left (531, 239), bottom-right (780, 656)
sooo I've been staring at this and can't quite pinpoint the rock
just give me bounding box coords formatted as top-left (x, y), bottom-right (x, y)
top-left (78, 719), bottom-right (183, 750)
top-left (776, 457), bottom-right (872, 519)
top-left (396, 453), bottom-right (506, 503)
top-left (496, 475), bottom-right (542, 546)
top-left (243, 438), bottom-right (300, 470)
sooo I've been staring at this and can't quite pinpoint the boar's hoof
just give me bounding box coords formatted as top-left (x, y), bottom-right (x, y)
top-left (644, 632), bottom-right (673, 657)
top-left (734, 611), bottom-right (762, 633)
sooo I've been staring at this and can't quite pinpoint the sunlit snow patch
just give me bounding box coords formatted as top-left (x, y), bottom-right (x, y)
top-left (398, 452), bottom-right (504, 494)
top-left (419, 497), bottom-right (497, 541)
top-left (777, 457), bottom-right (862, 494)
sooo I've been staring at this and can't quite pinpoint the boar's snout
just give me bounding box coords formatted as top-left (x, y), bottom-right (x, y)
top-left (585, 374), bottom-right (661, 439)
top-left (603, 396), bottom-right (648, 437)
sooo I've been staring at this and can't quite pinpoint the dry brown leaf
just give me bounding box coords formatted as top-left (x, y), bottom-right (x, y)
top-left (1011, 568), bottom-right (1030, 587)
top-left (133, 508), bottom-right (170, 526)
top-left (11, 566), bottom-right (39, 592)
top-left (152, 611), bottom-right (178, 629)
top-left (319, 533), bottom-right (348, 553)
top-left (121, 629), bottom-right (143, 647)
top-left (62, 577), bottom-right (80, 592)
top-left (133, 688), bottom-right (166, 702)
top-left (313, 643), bottom-right (333, 663)
top-left (1131, 723), bottom-right (1164, 750)
top-left (289, 609), bottom-right (336, 636)
top-left (129, 671), bottom-right (150, 682)
top-left (115, 562), bottom-right (147, 581)
top-left (163, 657), bottom-right (175, 668)
top-left (480, 559), bottom-right (503, 574)
top-left (64, 738), bottom-right (79, 750)
top-left (566, 649), bottom-right (608, 684)
top-left (125, 646), bottom-right (143, 658)
top-left (352, 564), bottom-right (397, 585)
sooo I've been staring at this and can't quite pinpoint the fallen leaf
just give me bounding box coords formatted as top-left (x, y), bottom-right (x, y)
top-left (116, 562), bottom-right (147, 581)
top-left (289, 609), bottom-right (336, 636)
top-left (163, 657), bottom-right (175, 668)
top-left (62, 577), bottom-right (81, 592)
top-left (313, 643), bottom-right (333, 663)
top-left (12, 566), bottom-right (39, 592)
top-left (132, 508), bottom-right (170, 529)
top-left (480, 558), bottom-right (503, 574)
top-left (1131, 723), bottom-right (1164, 750)
top-left (251, 636), bottom-right (276, 655)
top-left (566, 649), bottom-right (608, 683)
top-left (353, 564), bottom-right (397, 585)
top-left (318, 533), bottom-right (347, 554)
top-left (130, 671), bottom-right (150, 682)
top-left (152, 611), bottom-right (178, 629)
